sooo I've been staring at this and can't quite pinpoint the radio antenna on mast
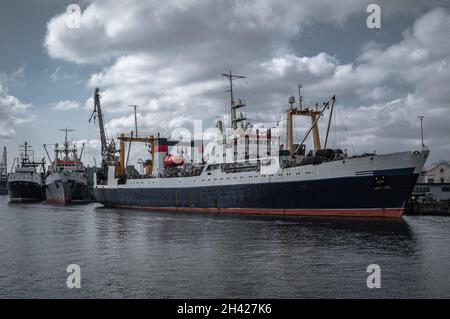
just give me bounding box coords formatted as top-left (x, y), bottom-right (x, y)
top-left (418, 115), bottom-right (426, 151)
top-left (129, 105), bottom-right (140, 137)
top-left (221, 70), bottom-right (246, 130)
top-left (298, 83), bottom-right (303, 110)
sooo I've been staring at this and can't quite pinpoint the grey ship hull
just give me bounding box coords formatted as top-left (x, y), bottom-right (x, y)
top-left (46, 172), bottom-right (89, 204)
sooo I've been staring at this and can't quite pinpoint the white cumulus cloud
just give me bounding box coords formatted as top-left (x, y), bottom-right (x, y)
top-left (44, 2), bottom-right (450, 161)
top-left (0, 71), bottom-right (33, 139)
top-left (53, 100), bottom-right (80, 111)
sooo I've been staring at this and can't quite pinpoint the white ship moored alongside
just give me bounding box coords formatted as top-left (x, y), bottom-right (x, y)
top-left (91, 74), bottom-right (429, 218)
top-left (45, 129), bottom-right (89, 204)
top-left (7, 142), bottom-right (46, 202)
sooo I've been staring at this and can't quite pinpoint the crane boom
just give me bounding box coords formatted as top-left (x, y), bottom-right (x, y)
top-left (90, 88), bottom-right (108, 159)
top-left (1, 146), bottom-right (6, 166)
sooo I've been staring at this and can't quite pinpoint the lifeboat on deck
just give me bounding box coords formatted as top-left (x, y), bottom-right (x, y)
top-left (164, 154), bottom-right (184, 167)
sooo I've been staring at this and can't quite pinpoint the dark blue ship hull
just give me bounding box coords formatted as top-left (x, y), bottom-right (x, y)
top-left (94, 168), bottom-right (419, 218)
top-left (7, 181), bottom-right (44, 202)
top-left (0, 180), bottom-right (7, 195)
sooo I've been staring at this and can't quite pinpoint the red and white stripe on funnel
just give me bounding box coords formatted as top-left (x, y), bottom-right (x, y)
top-left (155, 144), bottom-right (168, 153)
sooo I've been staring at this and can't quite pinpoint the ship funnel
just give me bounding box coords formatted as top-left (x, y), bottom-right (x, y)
top-left (216, 118), bottom-right (224, 134)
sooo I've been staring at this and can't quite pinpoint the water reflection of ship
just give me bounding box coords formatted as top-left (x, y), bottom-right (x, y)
top-left (96, 205), bottom-right (414, 245)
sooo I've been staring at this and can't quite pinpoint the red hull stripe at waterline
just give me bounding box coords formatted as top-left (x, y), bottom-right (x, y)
top-left (104, 206), bottom-right (404, 218)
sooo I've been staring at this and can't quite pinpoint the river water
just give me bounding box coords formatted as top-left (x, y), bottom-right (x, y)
top-left (0, 195), bottom-right (449, 298)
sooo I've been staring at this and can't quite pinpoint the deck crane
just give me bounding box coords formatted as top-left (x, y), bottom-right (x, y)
top-left (89, 88), bottom-right (118, 176)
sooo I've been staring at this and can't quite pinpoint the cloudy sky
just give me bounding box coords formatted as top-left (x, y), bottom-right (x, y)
top-left (1, 0), bottom-right (449, 167)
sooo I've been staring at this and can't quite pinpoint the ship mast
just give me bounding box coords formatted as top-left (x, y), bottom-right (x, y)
top-left (293, 96), bottom-right (334, 154)
top-left (129, 104), bottom-right (140, 137)
top-left (324, 95), bottom-right (336, 149)
top-left (17, 142), bottom-right (45, 171)
top-left (20, 142), bottom-right (30, 165)
top-left (285, 84), bottom-right (334, 154)
top-left (59, 128), bottom-right (75, 160)
top-left (221, 70), bottom-right (246, 130)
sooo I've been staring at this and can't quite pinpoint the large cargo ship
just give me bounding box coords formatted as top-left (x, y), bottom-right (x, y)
top-left (45, 129), bottom-right (89, 204)
top-left (7, 142), bottom-right (46, 202)
top-left (0, 147), bottom-right (8, 195)
top-left (92, 74), bottom-right (429, 218)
